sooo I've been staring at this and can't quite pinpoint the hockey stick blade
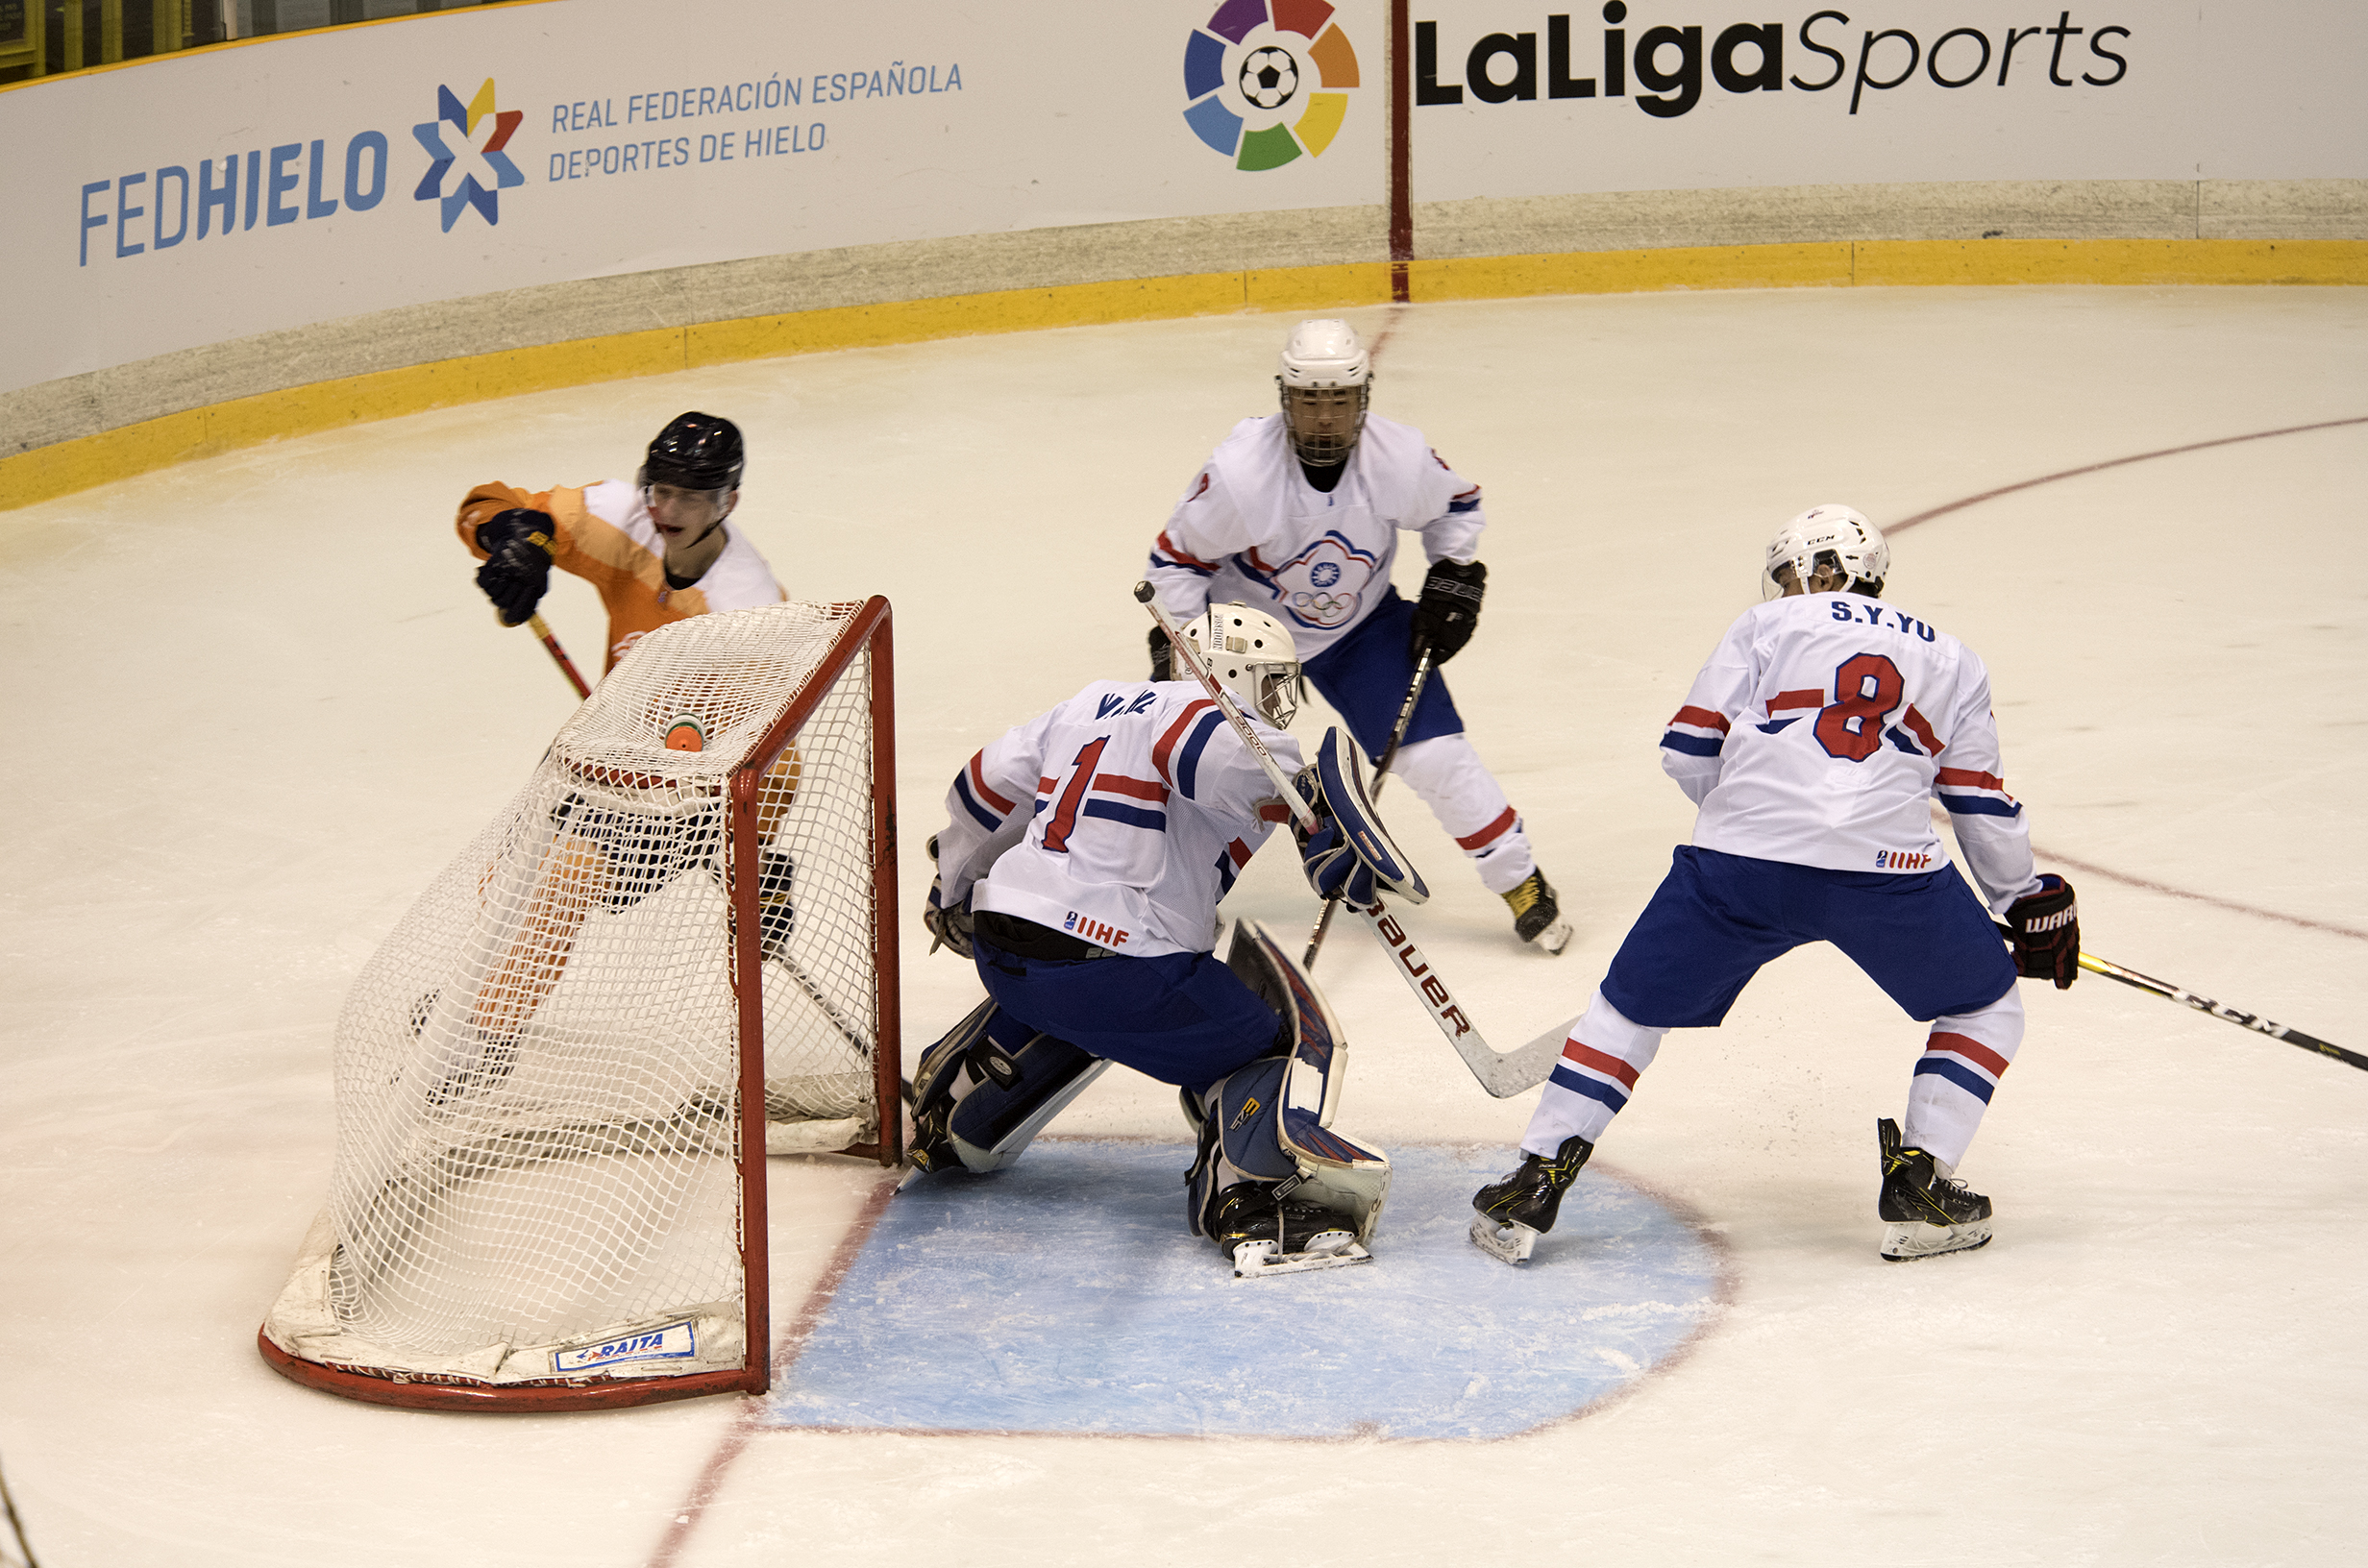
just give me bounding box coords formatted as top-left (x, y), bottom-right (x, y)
top-left (2078, 952), bottom-right (2364, 1072)
top-left (1357, 901), bottom-right (1566, 1097)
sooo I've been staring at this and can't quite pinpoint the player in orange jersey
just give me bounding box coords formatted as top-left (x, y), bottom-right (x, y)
top-left (456, 411), bottom-right (786, 674)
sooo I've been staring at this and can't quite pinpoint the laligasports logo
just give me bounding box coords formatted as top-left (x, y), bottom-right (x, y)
top-left (1181, 0), bottom-right (1361, 170)
top-left (413, 78), bottom-right (525, 231)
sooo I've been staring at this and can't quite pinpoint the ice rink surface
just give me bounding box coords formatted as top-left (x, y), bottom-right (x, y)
top-left (2, 285), bottom-right (2363, 1565)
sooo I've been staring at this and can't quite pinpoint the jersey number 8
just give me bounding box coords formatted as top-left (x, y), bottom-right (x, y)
top-left (1813, 652), bottom-right (1905, 763)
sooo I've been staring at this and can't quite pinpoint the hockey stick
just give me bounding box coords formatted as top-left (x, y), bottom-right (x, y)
top-left (1355, 897), bottom-right (1568, 1097)
top-left (1135, 583), bottom-right (1563, 1098)
top-left (2077, 951), bottom-right (2363, 1072)
top-left (1303, 641), bottom-right (1433, 968)
top-left (770, 947), bottom-right (874, 1059)
top-left (0, 1447), bottom-right (38, 1568)
top-left (525, 612), bottom-right (591, 699)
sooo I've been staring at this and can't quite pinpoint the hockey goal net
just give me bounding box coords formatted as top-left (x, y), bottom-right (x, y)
top-left (259, 598), bottom-right (900, 1410)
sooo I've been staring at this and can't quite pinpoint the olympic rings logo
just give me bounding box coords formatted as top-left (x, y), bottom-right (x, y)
top-left (1291, 589), bottom-right (1360, 625)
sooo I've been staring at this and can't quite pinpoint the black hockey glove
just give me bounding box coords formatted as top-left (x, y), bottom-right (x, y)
top-left (1148, 625), bottom-right (1173, 683)
top-left (1412, 558), bottom-right (1487, 664)
top-left (923, 880), bottom-right (974, 959)
top-left (2006, 874), bottom-right (2079, 990)
top-left (1293, 767), bottom-right (1374, 906)
top-left (922, 835), bottom-right (974, 958)
top-left (475, 508), bottom-right (556, 626)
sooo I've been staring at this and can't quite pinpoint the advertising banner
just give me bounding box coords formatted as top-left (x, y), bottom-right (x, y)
top-left (2, 0), bottom-right (2357, 397)
top-left (1402, 1), bottom-right (2364, 203)
top-left (0, 0), bottom-right (1390, 393)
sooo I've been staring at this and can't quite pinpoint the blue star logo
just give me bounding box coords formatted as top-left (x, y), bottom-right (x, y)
top-left (412, 79), bottom-right (524, 232)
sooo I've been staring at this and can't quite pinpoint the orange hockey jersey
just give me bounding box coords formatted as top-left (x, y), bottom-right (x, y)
top-left (456, 479), bottom-right (787, 672)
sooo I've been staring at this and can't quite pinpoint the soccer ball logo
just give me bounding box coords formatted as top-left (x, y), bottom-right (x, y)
top-left (1238, 46), bottom-right (1299, 110)
top-left (1180, 1), bottom-right (1361, 172)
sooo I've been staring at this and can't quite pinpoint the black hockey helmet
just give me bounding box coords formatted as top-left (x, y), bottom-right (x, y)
top-left (642, 411), bottom-right (745, 492)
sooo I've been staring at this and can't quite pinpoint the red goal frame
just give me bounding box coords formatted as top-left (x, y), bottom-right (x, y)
top-left (258, 597), bottom-right (900, 1412)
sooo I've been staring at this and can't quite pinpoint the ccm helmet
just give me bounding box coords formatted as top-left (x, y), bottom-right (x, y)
top-left (1275, 320), bottom-right (1371, 468)
top-left (641, 411), bottom-right (746, 493)
top-left (1763, 503), bottom-right (1889, 600)
top-left (1179, 602), bottom-right (1301, 728)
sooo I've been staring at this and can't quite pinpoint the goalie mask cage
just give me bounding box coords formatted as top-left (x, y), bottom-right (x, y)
top-left (259, 598), bottom-right (900, 1411)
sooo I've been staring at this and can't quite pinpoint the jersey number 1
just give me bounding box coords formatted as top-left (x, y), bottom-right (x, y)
top-left (1041, 736), bottom-right (1110, 853)
top-left (1813, 653), bottom-right (1904, 763)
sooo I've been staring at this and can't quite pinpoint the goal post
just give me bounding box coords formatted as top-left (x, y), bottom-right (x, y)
top-left (259, 598), bottom-right (900, 1411)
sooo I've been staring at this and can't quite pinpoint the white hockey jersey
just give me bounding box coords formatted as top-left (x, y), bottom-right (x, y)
top-left (1659, 593), bottom-right (2044, 915)
top-left (936, 681), bottom-right (1303, 958)
top-left (1147, 413), bottom-right (1484, 660)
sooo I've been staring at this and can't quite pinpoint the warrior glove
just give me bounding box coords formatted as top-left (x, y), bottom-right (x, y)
top-left (1293, 767), bottom-right (1375, 906)
top-left (475, 508), bottom-right (556, 626)
top-left (1412, 558), bottom-right (1487, 663)
top-left (1147, 625), bottom-right (1173, 683)
top-left (2007, 874), bottom-right (2079, 990)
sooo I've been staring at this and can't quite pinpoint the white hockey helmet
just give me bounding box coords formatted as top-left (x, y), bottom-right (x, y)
top-left (1762, 503), bottom-right (1889, 600)
top-left (1179, 602), bottom-right (1301, 728)
top-left (1275, 319), bottom-right (1371, 467)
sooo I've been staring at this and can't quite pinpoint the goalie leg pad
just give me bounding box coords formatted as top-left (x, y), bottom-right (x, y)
top-left (1185, 1054), bottom-right (1296, 1237)
top-left (909, 999), bottom-right (1108, 1175)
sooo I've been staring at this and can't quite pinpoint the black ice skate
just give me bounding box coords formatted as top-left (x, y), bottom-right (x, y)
top-left (1501, 870), bottom-right (1573, 954)
top-left (1876, 1116), bottom-right (1994, 1261)
top-left (1468, 1134), bottom-right (1594, 1264)
top-left (1206, 1181), bottom-right (1369, 1279)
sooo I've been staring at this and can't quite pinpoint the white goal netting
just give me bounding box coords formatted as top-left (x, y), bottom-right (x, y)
top-left (261, 601), bottom-right (893, 1397)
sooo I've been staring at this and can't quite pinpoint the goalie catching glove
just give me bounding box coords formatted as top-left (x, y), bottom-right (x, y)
top-left (475, 508), bottom-right (556, 626)
top-left (1294, 727), bottom-right (1429, 907)
top-left (2006, 873), bottom-right (2079, 990)
top-left (1411, 558), bottom-right (1486, 663)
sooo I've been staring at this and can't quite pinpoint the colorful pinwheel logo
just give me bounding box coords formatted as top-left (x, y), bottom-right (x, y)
top-left (413, 79), bottom-right (524, 231)
top-left (1183, 0), bottom-right (1360, 170)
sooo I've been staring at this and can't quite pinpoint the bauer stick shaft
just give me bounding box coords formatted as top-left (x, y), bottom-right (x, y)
top-left (1304, 641), bottom-right (1433, 968)
top-left (526, 612), bottom-right (591, 699)
top-left (1131, 582), bottom-right (1563, 1098)
top-left (1358, 900), bottom-right (1566, 1096)
top-left (1133, 582), bottom-right (1319, 831)
top-left (2078, 951), bottom-right (2362, 1072)
top-left (1134, 585), bottom-right (1560, 1096)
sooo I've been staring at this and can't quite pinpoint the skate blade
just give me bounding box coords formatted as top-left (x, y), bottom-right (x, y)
top-left (1879, 1218), bottom-right (1993, 1261)
top-left (1527, 919), bottom-right (1574, 956)
top-left (1231, 1236), bottom-right (1371, 1279)
top-left (1468, 1213), bottom-right (1539, 1264)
